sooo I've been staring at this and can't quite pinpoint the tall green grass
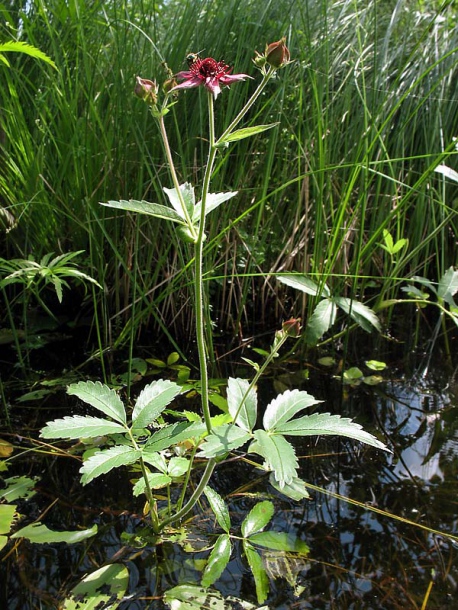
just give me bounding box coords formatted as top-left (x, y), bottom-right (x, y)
top-left (1, 0), bottom-right (457, 354)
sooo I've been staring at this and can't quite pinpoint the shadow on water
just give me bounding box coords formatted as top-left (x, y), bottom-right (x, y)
top-left (1, 342), bottom-right (458, 609)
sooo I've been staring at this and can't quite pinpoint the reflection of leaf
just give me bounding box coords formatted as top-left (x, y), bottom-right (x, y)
top-left (63, 563), bottom-right (128, 610)
top-left (11, 523), bottom-right (97, 544)
top-left (262, 550), bottom-right (310, 587)
top-left (0, 476), bottom-right (37, 502)
top-left (164, 584), bottom-right (268, 609)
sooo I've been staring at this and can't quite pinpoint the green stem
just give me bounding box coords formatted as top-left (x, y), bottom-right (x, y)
top-left (158, 103), bottom-right (197, 238)
top-left (217, 66), bottom-right (276, 144)
top-left (175, 444), bottom-right (198, 513)
top-left (232, 332), bottom-right (290, 425)
top-left (127, 430), bottom-right (160, 533)
top-left (158, 458), bottom-right (217, 531)
top-left (195, 92), bottom-right (218, 434)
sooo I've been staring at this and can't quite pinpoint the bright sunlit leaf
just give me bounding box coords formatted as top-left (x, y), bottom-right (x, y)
top-left (241, 501), bottom-right (274, 538)
top-left (67, 381), bottom-right (126, 424)
top-left (132, 379), bottom-right (182, 428)
top-left (227, 377), bottom-right (257, 432)
top-left (201, 534), bottom-right (231, 587)
top-left (80, 446), bottom-right (141, 485)
top-left (263, 389), bottom-right (322, 431)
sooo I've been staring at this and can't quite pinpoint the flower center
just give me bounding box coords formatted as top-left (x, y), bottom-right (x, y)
top-left (192, 58), bottom-right (229, 79)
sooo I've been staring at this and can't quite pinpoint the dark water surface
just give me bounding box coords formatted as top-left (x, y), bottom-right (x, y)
top-left (1, 343), bottom-right (458, 609)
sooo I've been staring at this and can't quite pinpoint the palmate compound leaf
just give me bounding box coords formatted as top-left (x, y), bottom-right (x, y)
top-left (263, 389), bottom-right (322, 432)
top-left (201, 533), bottom-right (232, 587)
top-left (40, 416), bottom-right (126, 440)
top-left (80, 445), bottom-right (142, 485)
top-left (251, 430), bottom-right (298, 488)
top-left (100, 199), bottom-right (185, 224)
top-left (131, 379), bottom-right (182, 429)
top-left (227, 377), bottom-right (257, 432)
top-left (275, 412), bottom-right (389, 451)
top-left (67, 381), bottom-right (126, 424)
top-left (333, 297), bottom-right (381, 333)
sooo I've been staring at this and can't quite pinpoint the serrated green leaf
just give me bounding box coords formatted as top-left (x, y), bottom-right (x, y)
top-left (163, 182), bottom-right (195, 219)
top-left (277, 274), bottom-right (329, 297)
top-left (201, 534), bottom-right (231, 587)
top-left (227, 377), bottom-right (257, 432)
top-left (132, 472), bottom-right (172, 496)
top-left (218, 123), bottom-right (279, 144)
top-left (243, 541), bottom-right (269, 604)
top-left (40, 415), bottom-right (126, 440)
top-left (63, 563), bottom-right (129, 610)
top-left (248, 531), bottom-right (309, 555)
top-left (269, 474), bottom-right (310, 500)
top-left (80, 446), bottom-right (141, 485)
top-left (0, 41), bottom-right (57, 69)
top-left (147, 421), bottom-right (207, 452)
top-left (333, 297), bottom-right (381, 332)
top-left (438, 267), bottom-right (458, 301)
top-left (274, 412), bottom-right (389, 450)
top-left (306, 298), bottom-right (337, 345)
top-left (251, 430), bottom-right (298, 487)
top-left (241, 501), bottom-right (274, 538)
top-left (168, 457), bottom-right (189, 477)
top-left (141, 450), bottom-right (167, 472)
top-left (204, 486), bottom-right (231, 533)
top-left (11, 522), bottom-right (97, 544)
top-left (132, 379), bottom-right (181, 428)
top-left (67, 381), bottom-right (126, 424)
top-left (192, 191), bottom-right (238, 223)
top-left (198, 425), bottom-right (252, 459)
top-left (101, 199), bottom-right (185, 224)
top-left (263, 389), bottom-right (321, 431)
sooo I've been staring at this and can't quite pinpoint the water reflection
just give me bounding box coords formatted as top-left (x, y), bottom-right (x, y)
top-left (2, 364), bottom-right (458, 609)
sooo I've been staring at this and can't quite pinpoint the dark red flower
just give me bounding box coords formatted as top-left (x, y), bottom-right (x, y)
top-left (171, 57), bottom-right (251, 99)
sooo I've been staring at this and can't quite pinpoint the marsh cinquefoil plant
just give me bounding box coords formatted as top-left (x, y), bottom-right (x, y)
top-left (40, 38), bottom-right (389, 597)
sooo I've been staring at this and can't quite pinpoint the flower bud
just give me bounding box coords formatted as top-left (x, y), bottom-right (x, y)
top-left (265, 38), bottom-right (290, 69)
top-left (163, 77), bottom-right (178, 94)
top-left (281, 317), bottom-right (301, 338)
top-left (135, 76), bottom-right (158, 105)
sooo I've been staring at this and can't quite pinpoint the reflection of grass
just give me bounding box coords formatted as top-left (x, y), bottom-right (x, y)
top-left (1, 1), bottom-right (458, 349)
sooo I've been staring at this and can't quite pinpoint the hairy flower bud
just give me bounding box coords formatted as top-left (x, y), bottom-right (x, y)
top-left (265, 38), bottom-right (290, 69)
top-left (163, 77), bottom-right (178, 94)
top-left (135, 76), bottom-right (158, 105)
